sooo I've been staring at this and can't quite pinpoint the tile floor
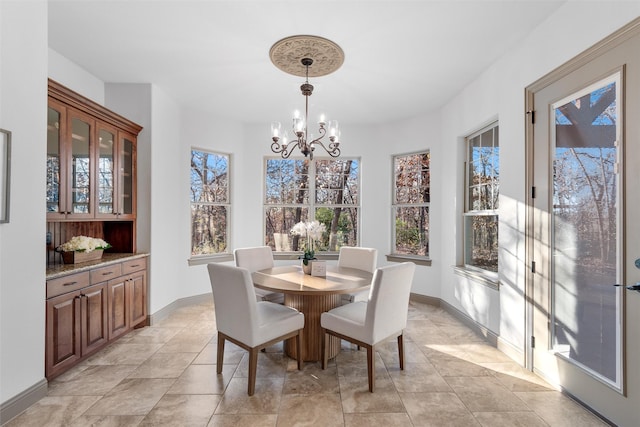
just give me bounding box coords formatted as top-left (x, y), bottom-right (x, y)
top-left (5, 300), bottom-right (608, 426)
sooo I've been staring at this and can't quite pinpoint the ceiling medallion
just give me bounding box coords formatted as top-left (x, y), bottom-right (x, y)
top-left (269, 35), bottom-right (344, 77)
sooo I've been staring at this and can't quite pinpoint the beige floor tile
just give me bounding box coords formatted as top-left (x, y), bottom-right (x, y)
top-left (139, 394), bottom-right (220, 426)
top-left (283, 363), bottom-right (340, 395)
top-left (48, 365), bottom-right (138, 396)
top-left (388, 362), bottom-right (452, 393)
top-left (84, 378), bottom-right (175, 416)
top-left (157, 333), bottom-right (212, 353)
top-left (377, 339), bottom-right (429, 366)
top-left (193, 342), bottom-right (246, 365)
top-left (66, 415), bottom-right (145, 427)
top-left (339, 376), bottom-right (405, 413)
top-left (234, 352), bottom-right (289, 378)
top-left (473, 411), bottom-right (549, 427)
top-left (344, 412), bottom-right (413, 427)
top-left (276, 393), bottom-right (343, 427)
top-left (84, 343), bottom-right (163, 366)
top-left (4, 396), bottom-right (102, 427)
top-left (335, 350), bottom-right (389, 380)
top-left (400, 392), bottom-right (480, 427)
top-left (207, 414), bottom-right (277, 427)
top-left (428, 352), bottom-right (493, 377)
top-left (515, 391), bottom-right (608, 426)
top-left (168, 364), bottom-right (236, 394)
top-left (480, 362), bottom-right (555, 392)
top-left (127, 351), bottom-right (197, 378)
top-left (214, 377), bottom-right (284, 414)
top-left (445, 376), bottom-right (530, 412)
top-left (121, 326), bottom-right (182, 344)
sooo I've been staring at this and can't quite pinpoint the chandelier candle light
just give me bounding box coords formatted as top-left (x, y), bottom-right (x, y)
top-left (269, 35), bottom-right (345, 160)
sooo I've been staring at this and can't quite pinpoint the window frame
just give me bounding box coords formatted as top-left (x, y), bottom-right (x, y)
top-left (188, 147), bottom-right (232, 265)
top-left (389, 150), bottom-right (431, 265)
top-left (462, 121), bottom-right (499, 280)
top-left (263, 156), bottom-right (361, 258)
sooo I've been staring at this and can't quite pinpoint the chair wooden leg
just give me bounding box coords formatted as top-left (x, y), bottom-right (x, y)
top-left (296, 331), bottom-right (303, 371)
top-left (248, 348), bottom-right (258, 396)
top-left (397, 334), bottom-right (405, 371)
top-left (216, 333), bottom-right (225, 374)
top-left (367, 345), bottom-right (375, 392)
top-left (321, 330), bottom-right (328, 370)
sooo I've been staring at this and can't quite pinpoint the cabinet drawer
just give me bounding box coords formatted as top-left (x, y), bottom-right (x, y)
top-left (91, 264), bottom-right (122, 284)
top-left (122, 258), bottom-right (147, 275)
top-left (47, 271), bottom-right (90, 298)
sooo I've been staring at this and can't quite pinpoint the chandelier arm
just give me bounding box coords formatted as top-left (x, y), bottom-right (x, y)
top-left (309, 138), bottom-right (341, 157)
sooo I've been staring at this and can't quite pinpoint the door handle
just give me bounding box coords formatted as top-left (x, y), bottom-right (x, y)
top-left (614, 283), bottom-right (640, 292)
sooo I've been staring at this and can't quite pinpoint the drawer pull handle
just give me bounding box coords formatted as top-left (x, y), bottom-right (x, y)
top-left (129, 264), bottom-right (140, 268)
top-left (102, 272), bottom-right (113, 276)
top-left (63, 281), bottom-right (78, 286)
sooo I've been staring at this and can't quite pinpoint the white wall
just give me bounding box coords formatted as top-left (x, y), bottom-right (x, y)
top-left (0, 0), bottom-right (48, 404)
top-left (438, 2), bottom-right (640, 356)
top-left (48, 48), bottom-right (104, 105)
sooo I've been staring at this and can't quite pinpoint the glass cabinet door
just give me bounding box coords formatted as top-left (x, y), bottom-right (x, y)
top-left (47, 102), bottom-right (64, 216)
top-left (68, 112), bottom-right (93, 217)
top-left (117, 133), bottom-right (136, 217)
top-left (97, 127), bottom-right (116, 216)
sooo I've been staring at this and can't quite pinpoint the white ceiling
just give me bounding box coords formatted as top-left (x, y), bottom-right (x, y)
top-left (48, 0), bottom-right (566, 126)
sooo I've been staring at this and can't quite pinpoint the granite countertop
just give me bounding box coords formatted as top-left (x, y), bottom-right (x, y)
top-left (46, 253), bottom-right (149, 280)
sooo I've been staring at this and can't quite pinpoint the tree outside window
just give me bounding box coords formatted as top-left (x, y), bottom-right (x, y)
top-left (190, 149), bottom-right (229, 256)
top-left (464, 123), bottom-right (499, 272)
top-left (393, 151), bottom-right (430, 257)
top-left (264, 157), bottom-right (360, 253)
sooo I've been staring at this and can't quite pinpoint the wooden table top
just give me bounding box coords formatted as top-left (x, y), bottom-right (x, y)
top-left (252, 265), bottom-right (373, 296)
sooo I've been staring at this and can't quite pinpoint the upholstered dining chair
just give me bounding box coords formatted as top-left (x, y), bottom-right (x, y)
top-left (337, 246), bottom-right (378, 304)
top-left (207, 263), bottom-right (304, 395)
top-left (235, 246), bottom-right (284, 304)
top-left (320, 262), bottom-right (415, 392)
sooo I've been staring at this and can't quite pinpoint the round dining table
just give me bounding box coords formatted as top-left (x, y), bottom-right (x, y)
top-left (252, 264), bottom-right (373, 362)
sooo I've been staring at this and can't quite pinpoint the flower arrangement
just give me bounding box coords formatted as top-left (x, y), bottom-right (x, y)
top-left (57, 235), bottom-right (111, 253)
top-left (290, 220), bottom-right (326, 265)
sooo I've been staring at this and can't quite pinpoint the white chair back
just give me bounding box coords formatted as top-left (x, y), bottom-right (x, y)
top-left (365, 262), bottom-right (415, 343)
top-left (207, 263), bottom-right (260, 344)
top-left (337, 247), bottom-right (378, 273)
top-left (234, 246), bottom-right (274, 272)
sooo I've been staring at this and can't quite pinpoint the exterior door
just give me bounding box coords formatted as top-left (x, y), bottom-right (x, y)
top-left (526, 20), bottom-right (640, 426)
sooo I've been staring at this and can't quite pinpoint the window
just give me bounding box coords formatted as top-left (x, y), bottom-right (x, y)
top-left (190, 149), bottom-right (230, 256)
top-left (264, 157), bottom-right (360, 253)
top-left (464, 123), bottom-right (499, 273)
top-left (392, 151), bottom-right (430, 257)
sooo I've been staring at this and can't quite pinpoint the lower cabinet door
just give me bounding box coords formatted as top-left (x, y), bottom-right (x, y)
top-left (46, 291), bottom-right (82, 378)
top-left (129, 272), bottom-right (147, 327)
top-left (108, 279), bottom-right (129, 340)
top-left (81, 283), bottom-right (108, 355)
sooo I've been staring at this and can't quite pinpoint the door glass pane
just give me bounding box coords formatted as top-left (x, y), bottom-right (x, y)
top-left (47, 107), bottom-right (61, 212)
top-left (120, 137), bottom-right (134, 215)
top-left (552, 74), bottom-right (621, 386)
top-left (98, 130), bottom-right (115, 214)
top-left (71, 117), bottom-right (91, 213)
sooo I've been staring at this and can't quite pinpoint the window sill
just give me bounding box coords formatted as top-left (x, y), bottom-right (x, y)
top-left (188, 253), bottom-right (234, 266)
top-left (273, 252), bottom-right (339, 262)
top-left (453, 266), bottom-right (500, 290)
top-left (386, 254), bottom-right (432, 266)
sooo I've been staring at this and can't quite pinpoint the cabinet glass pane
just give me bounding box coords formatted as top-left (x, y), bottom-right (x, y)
top-left (47, 107), bottom-right (61, 213)
top-left (98, 130), bottom-right (115, 214)
top-left (71, 117), bottom-right (91, 214)
top-left (119, 137), bottom-right (134, 215)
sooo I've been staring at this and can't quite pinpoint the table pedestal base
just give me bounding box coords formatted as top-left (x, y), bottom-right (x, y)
top-left (284, 293), bottom-right (341, 362)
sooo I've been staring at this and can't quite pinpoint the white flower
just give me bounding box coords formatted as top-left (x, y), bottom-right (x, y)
top-left (290, 221), bottom-right (326, 260)
top-left (57, 236), bottom-right (111, 253)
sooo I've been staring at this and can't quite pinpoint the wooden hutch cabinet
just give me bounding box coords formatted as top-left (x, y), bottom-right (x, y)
top-left (45, 79), bottom-right (147, 380)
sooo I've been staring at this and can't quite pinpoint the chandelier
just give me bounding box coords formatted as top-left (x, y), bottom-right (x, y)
top-left (269, 35), bottom-right (345, 160)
